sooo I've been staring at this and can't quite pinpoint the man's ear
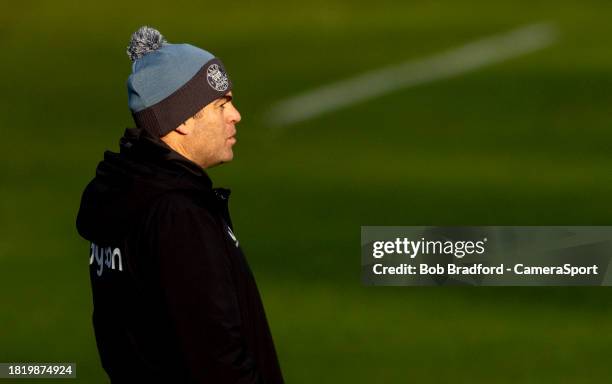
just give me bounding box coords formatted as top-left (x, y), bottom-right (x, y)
top-left (175, 119), bottom-right (192, 135)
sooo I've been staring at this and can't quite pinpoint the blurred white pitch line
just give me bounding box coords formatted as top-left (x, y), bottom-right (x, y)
top-left (265, 22), bottom-right (559, 127)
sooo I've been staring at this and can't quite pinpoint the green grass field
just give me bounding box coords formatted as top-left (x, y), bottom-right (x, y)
top-left (2, 1), bottom-right (612, 382)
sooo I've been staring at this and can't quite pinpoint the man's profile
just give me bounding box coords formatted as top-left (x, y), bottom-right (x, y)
top-left (76, 26), bottom-right (284, 383)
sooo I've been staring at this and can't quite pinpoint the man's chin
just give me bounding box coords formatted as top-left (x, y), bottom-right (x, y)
top-left (222, 151), bottom-right (234, 163)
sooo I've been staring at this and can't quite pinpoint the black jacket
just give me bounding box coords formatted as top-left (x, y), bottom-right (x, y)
top-left (76, 128), bottom-right (284, 384)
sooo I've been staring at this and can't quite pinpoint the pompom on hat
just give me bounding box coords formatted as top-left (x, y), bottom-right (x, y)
top-left (126, 26), bottom-right (232, 137)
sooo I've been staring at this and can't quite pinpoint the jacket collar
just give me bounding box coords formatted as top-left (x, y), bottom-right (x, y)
top-left (119, 127), bottom-right (213, 189)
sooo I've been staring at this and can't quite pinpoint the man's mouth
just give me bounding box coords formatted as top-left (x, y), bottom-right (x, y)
top-left (227, 127), bottom-right (237, 143)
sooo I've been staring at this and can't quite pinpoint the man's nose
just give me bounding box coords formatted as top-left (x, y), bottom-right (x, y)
top-left (230, 104), bottom-right (241, 124)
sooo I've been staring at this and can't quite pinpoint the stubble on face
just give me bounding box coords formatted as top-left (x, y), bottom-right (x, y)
top-left (190, 93), bottom-right (239, 168)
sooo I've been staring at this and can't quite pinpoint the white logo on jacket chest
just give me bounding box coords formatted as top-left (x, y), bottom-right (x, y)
top-left (89, 243), bottom-right (123, 276)
top-left (226, 226), bottom-right (239, 247)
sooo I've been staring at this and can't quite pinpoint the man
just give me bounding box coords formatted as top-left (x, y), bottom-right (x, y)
top-left (76, 26), bottom-right (284, 383)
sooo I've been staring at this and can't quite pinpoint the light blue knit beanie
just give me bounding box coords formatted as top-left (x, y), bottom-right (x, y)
top-left (126, 26), bottom-right (232, 137)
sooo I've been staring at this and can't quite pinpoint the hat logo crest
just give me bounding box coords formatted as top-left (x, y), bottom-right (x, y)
top-left (206, 63), bottom-right (229, 92)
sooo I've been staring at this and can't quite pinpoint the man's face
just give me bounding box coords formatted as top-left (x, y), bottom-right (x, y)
top-left (185, 91), bottom-right (241, 168)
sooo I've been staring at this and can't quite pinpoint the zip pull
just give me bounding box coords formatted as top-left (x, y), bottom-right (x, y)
top-left (213, 188), bottom-right (231, 201)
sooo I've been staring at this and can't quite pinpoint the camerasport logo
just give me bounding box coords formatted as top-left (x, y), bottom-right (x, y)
top-left (206, 63), bottom-right (229, 92)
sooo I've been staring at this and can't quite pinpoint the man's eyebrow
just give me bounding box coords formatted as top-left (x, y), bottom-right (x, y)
top-left (216, 95), bottom-right (232, 105)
